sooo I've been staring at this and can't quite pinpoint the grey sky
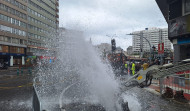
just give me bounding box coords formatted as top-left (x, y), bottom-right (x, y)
top-left (59, 0), bottom-right (167, 50)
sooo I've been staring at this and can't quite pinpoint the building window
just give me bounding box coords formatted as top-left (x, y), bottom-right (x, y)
top-left (12, 38), bottom-right (18, 44)
top-left (0, 36), bottom-right (3, 41)
top-left (4, 37), bottom-right (8, 42)
top-left (17, 48), bottom-right (20, 53)
top-left (20, 39), bottom-right (24, 44)
top-left (184, 0), bottom-right (190, 14)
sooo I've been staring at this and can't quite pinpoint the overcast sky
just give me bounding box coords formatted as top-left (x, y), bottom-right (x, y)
top-left (59, 0), bottom-right (168, 50)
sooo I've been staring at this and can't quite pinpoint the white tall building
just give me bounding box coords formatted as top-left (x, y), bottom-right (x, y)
top-left (132, 28), bottom-right (171, 53)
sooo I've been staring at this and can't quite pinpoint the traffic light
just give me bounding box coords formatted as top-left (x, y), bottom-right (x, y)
top-left (152, 45), bottom-right (156, 51)
top-left (111, 39), bottom-right (116, 51)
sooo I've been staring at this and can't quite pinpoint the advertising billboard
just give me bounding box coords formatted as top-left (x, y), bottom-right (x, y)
top-left (168, 15), bottom-right (190, 38)
top-left (158, 43), bottom-right (164, 54)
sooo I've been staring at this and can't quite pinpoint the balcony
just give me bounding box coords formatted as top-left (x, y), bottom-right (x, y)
top-left (56, 8), bottom-right (59, 12)
top-left (56, 1), bottom-right (59, 6)
top-left (56, 14), bottom-right (59, 18)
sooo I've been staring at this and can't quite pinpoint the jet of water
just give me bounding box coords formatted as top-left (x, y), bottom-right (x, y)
top-left (35, 29), bottom-right (122, 111)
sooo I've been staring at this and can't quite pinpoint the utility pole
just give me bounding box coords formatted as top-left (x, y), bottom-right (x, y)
top-left (140, 31), bottom-right (143, 58)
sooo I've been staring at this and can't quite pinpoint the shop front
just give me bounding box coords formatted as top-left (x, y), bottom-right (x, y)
top-left (0, 52), bottom-right (25, 66)
top-left (0, 44), bottom-right (26, 67)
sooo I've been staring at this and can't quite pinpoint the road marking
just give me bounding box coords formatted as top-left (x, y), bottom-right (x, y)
top-left (0, 83), bottom-right (33, 90)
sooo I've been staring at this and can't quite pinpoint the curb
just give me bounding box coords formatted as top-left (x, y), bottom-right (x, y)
top-left (144, 87), bottom-right (161, 96)
top-left (144, 86), bottom-right (190, 105)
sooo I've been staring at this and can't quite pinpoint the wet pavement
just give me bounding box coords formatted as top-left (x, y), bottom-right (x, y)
top-left (124, 87), bottom-right (190, 111)
top-left (0, 70), bottom-right (33, 111)
top-left (0, 70), bottom-right (190, 111)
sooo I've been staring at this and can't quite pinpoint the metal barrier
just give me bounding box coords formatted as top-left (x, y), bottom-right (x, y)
top-left (33, 86), bottom-right (41, 111)
top-left (160, 74), bottom-right (190, 100)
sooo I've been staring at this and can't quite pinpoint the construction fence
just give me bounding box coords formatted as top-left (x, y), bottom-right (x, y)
top-left (159, 72), bottom-right (190, 100)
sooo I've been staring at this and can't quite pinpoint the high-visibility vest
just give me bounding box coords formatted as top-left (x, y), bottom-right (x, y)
top-left (132, 63), bottom-right (135, 70)
top-left (125, 64), bottom-right (128, 68)
top-left (143, 63), bottom-right (148, 70)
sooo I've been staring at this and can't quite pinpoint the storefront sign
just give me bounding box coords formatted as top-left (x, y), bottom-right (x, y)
top-left (40, 56), bottom-right (56, 60)
top-left (0, 52), bottom-right (7, 55)
top-left (178, 37), bottom-right (190, 44)
top-left (158, 43), bottom-right (164, 54)
top-left (28, 56), bottom-right (37, 59)
top-left (0, 52), bottom-right (25, 56)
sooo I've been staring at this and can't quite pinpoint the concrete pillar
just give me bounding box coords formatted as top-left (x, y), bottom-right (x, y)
top-left (173, 44), bottom-right (181, 63)
top-left (180, 45), bottom-right (187, 60)
top-left (173, 44), bottom-right (187, 63)
top-left (10, 56), bottom-right (13, 66)
top-left (22, 56), bottom-right (25, 65)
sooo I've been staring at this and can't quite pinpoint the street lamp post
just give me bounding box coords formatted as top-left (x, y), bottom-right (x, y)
top-left (126, 33), bottom-right (152, 62)
top-left (152, 45), bottom-right (156, 61)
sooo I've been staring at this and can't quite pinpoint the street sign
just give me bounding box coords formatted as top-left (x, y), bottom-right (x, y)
top-left (158, 43), bottom-right (164, 54)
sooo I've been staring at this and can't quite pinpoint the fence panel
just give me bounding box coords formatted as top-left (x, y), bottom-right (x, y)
top-left (160, 74), bottom-right (190, 101)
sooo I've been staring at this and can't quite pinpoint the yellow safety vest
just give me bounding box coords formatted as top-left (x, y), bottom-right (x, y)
top-left (143, 63), bottom-right (148, 70)
top-left (125, 64), bottom-right (128, 68)
top-left (132, 63), bottom-right (135, 70)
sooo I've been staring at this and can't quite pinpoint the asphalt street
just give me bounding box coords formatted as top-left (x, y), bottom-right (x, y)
top-left (0, 71), bottom-right (33, 111)
top-left (0, 70), bottom-right (190, 111)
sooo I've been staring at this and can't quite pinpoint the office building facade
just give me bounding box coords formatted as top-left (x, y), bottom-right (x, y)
top-left (27, 0), bottom-right (59, 56)
top-left (0, 0), bottom-right (59, 66)
top-left (132, 28), bottom-right (171, 53)
top-left (0, 0), bottom-right (28, 66)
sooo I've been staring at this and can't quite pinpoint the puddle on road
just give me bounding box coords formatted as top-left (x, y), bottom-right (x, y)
top-left (122, 92), bottom-right (142, 111)
top-left (0, 98), bottom-right (32, 111)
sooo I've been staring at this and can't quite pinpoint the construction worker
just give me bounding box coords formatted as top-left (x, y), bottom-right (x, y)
top-left (142, 62), bottom-right (149, 70)
top-left (131, 62), bottom-right (135, 75)
top-left (124, 62), bottom-right (128, 74)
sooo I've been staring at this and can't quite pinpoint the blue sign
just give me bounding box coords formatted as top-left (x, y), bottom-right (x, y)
top-left (178, 38), bottom-right (190, 44)
top-left (0, 52), bottom-right (25, 56)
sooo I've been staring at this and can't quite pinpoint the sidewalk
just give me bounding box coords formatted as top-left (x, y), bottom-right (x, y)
top-left (144, 79), bottom-right (161, 95)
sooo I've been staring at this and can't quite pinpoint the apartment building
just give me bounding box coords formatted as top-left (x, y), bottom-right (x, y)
top-left (0, 0), bottom-right (59, 66)
top-left (132, 28), bottom-right (171, 53)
